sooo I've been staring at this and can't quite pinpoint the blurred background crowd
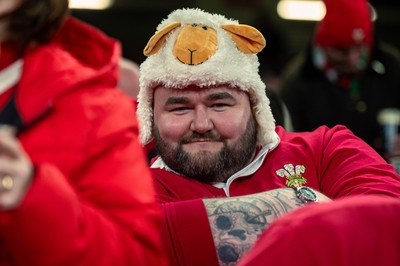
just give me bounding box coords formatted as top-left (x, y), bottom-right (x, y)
top-left (70, 0), bottom-right (400, 80)
top-left (71, 0), bottom-right (400, 169)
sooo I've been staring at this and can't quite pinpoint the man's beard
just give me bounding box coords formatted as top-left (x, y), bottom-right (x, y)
top-left (154, 117), bottom-right (257, 183)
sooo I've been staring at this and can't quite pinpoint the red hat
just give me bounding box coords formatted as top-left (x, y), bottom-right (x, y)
top-left (314, 0), bottom-right (373, 47)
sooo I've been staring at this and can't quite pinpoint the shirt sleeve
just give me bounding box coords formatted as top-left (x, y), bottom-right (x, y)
top-left (318, 125), bottom-right (400, 198)
top-left (161, 199), bottom-right (220, 266)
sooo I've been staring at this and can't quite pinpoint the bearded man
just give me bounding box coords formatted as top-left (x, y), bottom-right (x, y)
top-left (136, 8), bottom-right (400, 266)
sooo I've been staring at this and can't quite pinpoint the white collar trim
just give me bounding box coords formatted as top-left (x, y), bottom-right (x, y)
top-left (0, 59), bottom-right (23, 94)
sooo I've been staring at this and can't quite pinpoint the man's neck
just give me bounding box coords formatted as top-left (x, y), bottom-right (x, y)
top-left (0, 19), bottom-right (10, 43)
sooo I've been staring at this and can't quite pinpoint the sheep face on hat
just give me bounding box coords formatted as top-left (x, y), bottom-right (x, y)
top-left (137, 8), bottom-right (278, 147)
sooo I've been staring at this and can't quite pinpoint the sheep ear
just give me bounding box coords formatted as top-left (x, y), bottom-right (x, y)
top-left (144, 22), bottom-right (181, 56)
top-left (221, 24), bottom-right (266, 54)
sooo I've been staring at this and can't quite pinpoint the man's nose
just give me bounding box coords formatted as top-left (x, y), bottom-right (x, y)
top-left (190, 106), bottom-right (213, 133)
top-left (340, 47), bottom-right (362, 64)
top-left (347, 49), bottom-right (361, 63)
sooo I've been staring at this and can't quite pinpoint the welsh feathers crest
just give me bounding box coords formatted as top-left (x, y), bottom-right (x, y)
top-left (276, 164), bottom-right (307, 187)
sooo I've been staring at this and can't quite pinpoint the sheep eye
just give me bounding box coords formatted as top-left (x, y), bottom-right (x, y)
top-left (192, 23), bottom-right (198, 27)
top-left (202, 25), bottom-right (207, 30)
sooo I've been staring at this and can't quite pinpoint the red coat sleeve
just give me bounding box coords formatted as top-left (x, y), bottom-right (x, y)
top-left (238, 195), bottom-right (400, 266)
top-left (0, 89), bottom-right (167, 266)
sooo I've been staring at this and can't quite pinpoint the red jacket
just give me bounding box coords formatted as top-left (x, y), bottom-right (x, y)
top-left (151, 125), bottom-right (400, 266)
top-left (0, 18), bottom-right (166, 266)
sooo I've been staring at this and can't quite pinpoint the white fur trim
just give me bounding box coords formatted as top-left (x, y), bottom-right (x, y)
top-left (137, 8), bottom-right (277, 146)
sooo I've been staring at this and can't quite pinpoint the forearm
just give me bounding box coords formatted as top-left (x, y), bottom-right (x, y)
top-left (0, 162), bottom-right (165, 266)
top-left (203, 187), bottom-right (329, 265)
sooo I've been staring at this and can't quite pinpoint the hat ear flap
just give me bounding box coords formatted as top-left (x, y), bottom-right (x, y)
top-left (221, 24), bottom-right (266, 54)
top-left (144, 22), bottom-right (181, 56)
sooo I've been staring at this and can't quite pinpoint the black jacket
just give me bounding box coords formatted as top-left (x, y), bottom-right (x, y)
top-left (281, 41), bottom-right (400, 155)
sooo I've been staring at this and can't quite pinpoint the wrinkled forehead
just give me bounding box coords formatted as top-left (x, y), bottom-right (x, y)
top-left (153, 84), bottom-right (250, 100)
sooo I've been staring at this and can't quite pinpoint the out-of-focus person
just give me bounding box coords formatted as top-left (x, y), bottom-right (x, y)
top-left (281, 0), bottom-right (400, 167)
top-left (119, 57), bottom-right (140, 98)
top-left (0, 0), bottom-right (166, 265)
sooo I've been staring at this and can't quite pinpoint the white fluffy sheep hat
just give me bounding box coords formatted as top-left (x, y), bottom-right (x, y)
top-left (137, 8), bottom-right (277, 146)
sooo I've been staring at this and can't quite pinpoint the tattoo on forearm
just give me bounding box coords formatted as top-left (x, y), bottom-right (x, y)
top-left (204, 189), bottom-right (302, 265)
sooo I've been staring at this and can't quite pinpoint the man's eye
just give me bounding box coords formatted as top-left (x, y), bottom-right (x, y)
top-left (212, 103), bottom-right (230, 110)
top-left (171, 107), bottom-right (191, 113)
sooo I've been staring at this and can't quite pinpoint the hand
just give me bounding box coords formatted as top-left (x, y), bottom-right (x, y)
top-left (388, 134), bottom-right (400, 157)
top-left (0, 126), bottom-right (33, 210)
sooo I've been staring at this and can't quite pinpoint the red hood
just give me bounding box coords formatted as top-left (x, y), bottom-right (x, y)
top-left (15, 17), bottom-right (121, 126)
top-left (54, 17), bottom-right (120, 73)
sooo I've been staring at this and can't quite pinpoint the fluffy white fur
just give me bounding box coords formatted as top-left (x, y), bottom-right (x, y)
top-left (137, 8), bottom-right (278, 146)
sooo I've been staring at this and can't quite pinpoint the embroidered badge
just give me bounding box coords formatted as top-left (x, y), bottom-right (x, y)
top-left (276, 164), bottom-right (307, 187)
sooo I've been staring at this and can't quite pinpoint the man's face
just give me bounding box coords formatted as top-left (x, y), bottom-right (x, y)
top-left (0, 0), bottom-right (23, 18)
top-left (0, 0), bottom-right (23, 41)
top-left (153, 84), bottom-right (257, 183)
top-left (323, 44), bottom-right (370, 75)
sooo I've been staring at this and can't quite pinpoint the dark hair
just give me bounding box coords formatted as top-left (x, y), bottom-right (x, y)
top-left (8, 0), bottom-right (69, 46)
